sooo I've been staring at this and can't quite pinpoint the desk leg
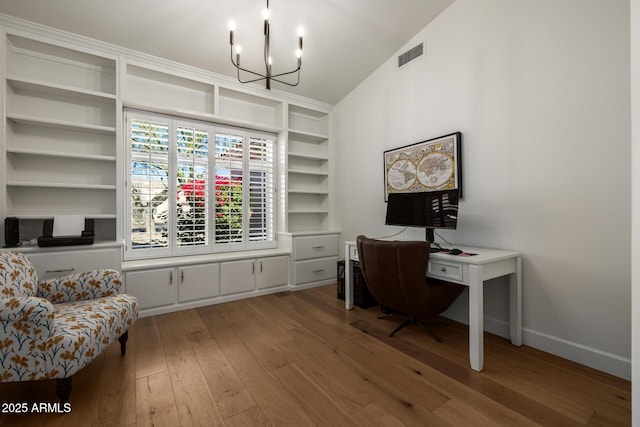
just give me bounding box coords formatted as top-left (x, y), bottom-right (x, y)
top-left (345, 243), bottom-right (353, 310)
top-left (468, 265), bottom-right (484, 371)
top-left (510, 256), bottom-right (523, 346)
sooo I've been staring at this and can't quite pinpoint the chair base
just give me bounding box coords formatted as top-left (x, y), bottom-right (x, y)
top-left (119, 331), bottom-right (129, 356)
top-left (380, 312), bottom-right (448, 342)
top-left (56, 331), bottom-right (130, 403)
top-left (56, 377), bottom-right (72, 403)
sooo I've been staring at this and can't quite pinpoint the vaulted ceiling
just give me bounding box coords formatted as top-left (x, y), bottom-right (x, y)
top-left (0, 0), bottom-right (455, 104)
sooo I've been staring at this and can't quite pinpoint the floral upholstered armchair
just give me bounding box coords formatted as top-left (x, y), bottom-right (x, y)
top-left (0, 251), bottom-right (138, 402)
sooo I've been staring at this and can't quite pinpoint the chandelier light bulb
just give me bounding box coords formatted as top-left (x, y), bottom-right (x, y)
top-left (295, 49), bottom-right (302, 58)
top-left (262, 8), bottom-right (270, 20)
top-left (235, 45), bottom-right (242, 54)
top-left (297, 26), bottom-right (305, 37)
top-left (228, 20), bottom-right (237, 31)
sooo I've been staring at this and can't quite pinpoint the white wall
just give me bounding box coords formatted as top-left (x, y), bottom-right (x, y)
top-left (630, 0), bottom-right (639, 421)
top-left (333, 0), bottom-right (631, 378)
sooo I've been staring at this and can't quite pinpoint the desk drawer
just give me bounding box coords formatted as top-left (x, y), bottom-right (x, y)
top-left (428, 260), bottom-right (463, 282)
top-left (293, 235), bottom-right (339, 260)
top-left (294, 257), bottom-right (338, 285)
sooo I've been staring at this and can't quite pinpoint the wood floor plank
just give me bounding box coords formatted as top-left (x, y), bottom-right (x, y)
top-left (198, 304), bottom-right (316, 426)
top-left (264, 293), bottom-right (453, 426)
top-left (132, 316), bottom-right (167, 379)
top-left (192, 334), bottom-right (257, 420)
top-left (135, 371), bottom-right (180, 427)
top-left (223, 405), bottom-right (271, 427)
top-left (271, 362), bottom-right (358, 427)
top-left (0, 284), bottom-right (630, 426)
top-left (350, 402), bottom-right (407, 427)
top-left (97, 341), bottom-right (137, 426)
top-left (155, 311), bottom-right (225, 426)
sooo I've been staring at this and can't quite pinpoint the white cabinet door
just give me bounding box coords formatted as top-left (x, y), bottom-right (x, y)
top-left (125, 268), bottom-right (176, 309)
top-left (220, 259), bottom-right (255, 296)
top-left (178, 263), bottom-right (220, 303)
top-left (256, 256), bottom-right (289, 290)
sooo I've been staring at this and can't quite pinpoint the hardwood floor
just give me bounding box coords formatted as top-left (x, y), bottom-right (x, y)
top-left (0, 284), bottom-right (631, 426)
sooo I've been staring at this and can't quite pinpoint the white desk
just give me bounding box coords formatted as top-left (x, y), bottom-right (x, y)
top-left (344, 241), bottom-right (522, 372)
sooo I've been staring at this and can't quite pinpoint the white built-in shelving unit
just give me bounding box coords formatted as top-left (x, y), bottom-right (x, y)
top-left (286, 104), bottom-right (331, 232)
top-left (0, 15), bottom-right (337, 316)
top-left (3, 33), bottom-right (118, 242)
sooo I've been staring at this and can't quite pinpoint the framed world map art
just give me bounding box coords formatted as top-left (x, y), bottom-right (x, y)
top-left (383, 132), bottom-right (462, 201)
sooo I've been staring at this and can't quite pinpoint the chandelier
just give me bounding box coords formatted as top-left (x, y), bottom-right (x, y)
top-left (228, 0), bottom-right (304, 90)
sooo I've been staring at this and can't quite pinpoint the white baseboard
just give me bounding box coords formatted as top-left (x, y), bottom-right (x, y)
top-left (443, 312), bottom-right (631, 380)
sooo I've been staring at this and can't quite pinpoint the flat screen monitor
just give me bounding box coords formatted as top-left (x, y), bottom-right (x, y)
top-left (385, 189), bottom-right (459, 242)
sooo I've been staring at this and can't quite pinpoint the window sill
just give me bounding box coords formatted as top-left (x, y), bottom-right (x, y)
top-left (122, 247), bottom-right (291, 272)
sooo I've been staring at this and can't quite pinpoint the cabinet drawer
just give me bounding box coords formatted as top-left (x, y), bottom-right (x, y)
top-left (27, 247), bottom-right (120, 280)
top-left (294, 256), bottom-right (338, 285)
top-left (428, 260), bottom-right (463, 282)
top-left (293, 235), bottom-right (339, 260)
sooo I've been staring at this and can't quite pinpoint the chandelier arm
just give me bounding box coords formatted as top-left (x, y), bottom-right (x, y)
top-left (271, 65), bottom-right (301, 79)
top-left (231, 49), bottom-right (268, 82)
top-left (271, 73), bottom-right (300, 87)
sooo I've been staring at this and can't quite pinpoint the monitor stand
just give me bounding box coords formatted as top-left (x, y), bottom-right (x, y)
top-left (425, 228), bottom-right (435, 243)
top-left (426, 228), bottom-right (444, 252)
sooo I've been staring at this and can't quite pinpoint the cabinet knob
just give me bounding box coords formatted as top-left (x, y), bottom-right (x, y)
top-left (312, 245), bottom-right (325, 249)
top-left (441, 267), bottom-right (447, 272)
top-left (169, 271), bottom-right (173, 284)
top-left (313, 268), bottom-right (325, 273)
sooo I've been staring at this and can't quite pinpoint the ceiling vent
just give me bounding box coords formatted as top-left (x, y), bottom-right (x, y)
top-left (398, 42), bottom-right (423, 68)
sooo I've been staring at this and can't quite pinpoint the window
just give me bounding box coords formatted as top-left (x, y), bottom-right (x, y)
top-left (125, 110), bottom-right (276, 259)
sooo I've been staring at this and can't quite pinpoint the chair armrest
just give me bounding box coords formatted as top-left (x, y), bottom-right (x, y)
top-left (38, 270), bottom-right (123, 304)
top-left (0, 297), bottom-right (54, 323)
top-left (0, 297), bottom-right (54, 381)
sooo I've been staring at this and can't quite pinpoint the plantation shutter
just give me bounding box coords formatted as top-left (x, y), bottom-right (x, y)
top-left (128, 114), bottom-right (171, 255)
top-left (125, 109), bottom-right (277, 259)
top-left (214, 129), bottom-right (244, 246)
top-left (175, 122), bottom-right (209, 252)
top-left (248, 133), bottom-right (275, 244)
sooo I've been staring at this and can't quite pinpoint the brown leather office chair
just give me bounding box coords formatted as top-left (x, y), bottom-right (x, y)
top-left (356, 235), bottom-right (464, 340)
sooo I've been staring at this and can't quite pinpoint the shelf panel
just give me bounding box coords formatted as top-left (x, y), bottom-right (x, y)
top-left (6, 186), bottom-right (116, 218)
top-left (288, 210), bottom-right (329, 214)
top-left (288, 129), bottom-right (328, 142)
top-left (6, 147), bottom-right (116, 162)
top-left (7, 76), bottom-right (117, 103)
top-left (6, 33), bottom-right (117, 96)
top-left (6, 114), bottom-right (116, 134)
top-left (288, 168), bottom-right (328, 177)
top-left (288, 151), bottom-right (328, 161)
top-left (288, 105), bottom-right (329, 136)
top-left (10, 214), bottom-right (117, 220)
top-left (219, 86), bottom-right (285, 129)
top-left (288, 189), bottom-right (329, 195)
top-left (7, 181), bottom-right (116, 191)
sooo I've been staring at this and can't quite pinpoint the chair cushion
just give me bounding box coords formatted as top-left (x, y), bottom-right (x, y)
top-left (44, 294), bottom-right (138, 380)
top-left (0, 252), bottom-right (38, 298)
